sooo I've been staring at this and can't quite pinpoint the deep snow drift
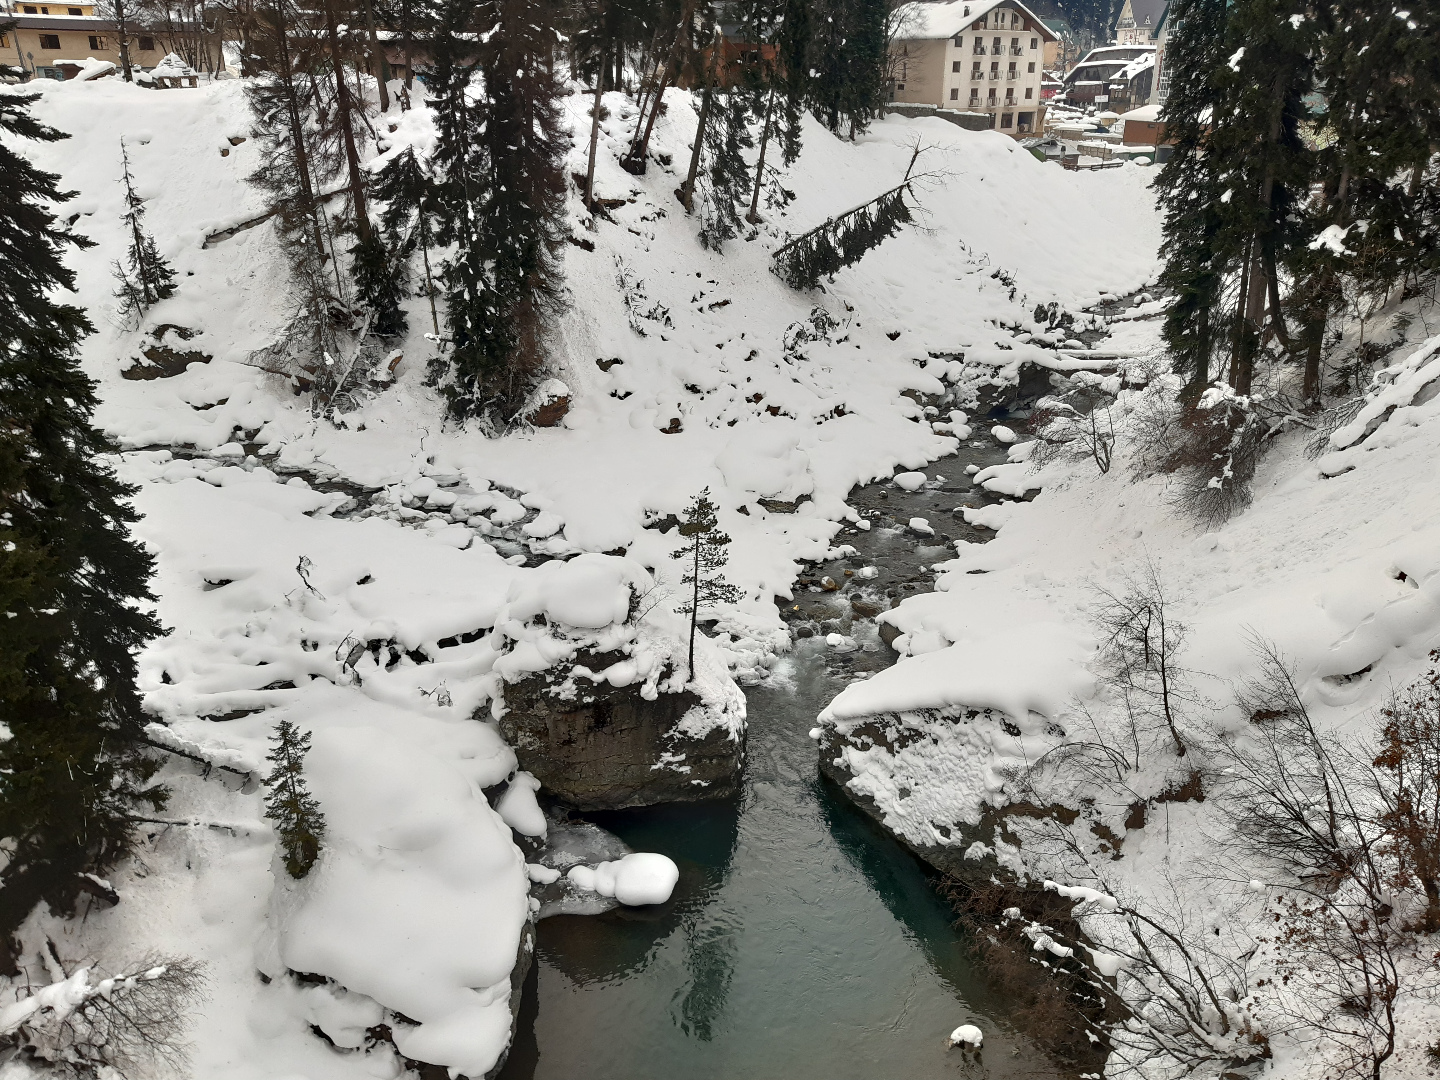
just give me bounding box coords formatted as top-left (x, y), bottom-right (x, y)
top-left (1, 72), bottom-right (1160, 1078)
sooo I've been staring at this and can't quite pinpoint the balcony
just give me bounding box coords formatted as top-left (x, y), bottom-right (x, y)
top-left (973, 46), bottom-right (986, 54)
top-left (988, 70), bottom-right (1001, 79)
top-left (1007, 70), bottom-right (1018, 78)
top-left (990, 44), bottom-right (1002, 54)
top-left (1010, 46), bottom-right (1024, 55)
top-left (970, 70), bottom-right (985, 80)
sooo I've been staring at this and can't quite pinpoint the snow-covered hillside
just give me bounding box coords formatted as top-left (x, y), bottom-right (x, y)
top-left (2, 73), bottom-right (1164, 1079)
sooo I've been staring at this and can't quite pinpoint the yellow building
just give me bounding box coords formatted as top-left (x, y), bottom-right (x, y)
top-left (2, 5), bottom-right (220, 80)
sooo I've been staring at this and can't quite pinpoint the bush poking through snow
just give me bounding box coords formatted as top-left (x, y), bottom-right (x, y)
top-left (1159, 385), bottom-right (1263, 527)
top-left (0, 954), bottom-right (206, 1078)
top-left (1373, 654), bottom-right (1440, 932)
top-left (263, 720), bottom-right (326, 879)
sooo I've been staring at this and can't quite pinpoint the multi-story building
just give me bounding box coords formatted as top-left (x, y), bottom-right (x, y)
top-left (0, 0), bottom-right (220, 80)
top-left (1063, 44), bottom-right (1155, 110)
top-left (889, 0), bottom-right (1059, 136)
top-left (1113, 0), bottom-right (1167, 46)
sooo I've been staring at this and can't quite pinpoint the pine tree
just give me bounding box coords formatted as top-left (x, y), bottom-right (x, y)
top-left (374, 144), bottom-right (440, 335)
top-left (1154, 0), bottom-right (1229, 394)
top-left (0, 92), bottom-right (166, 961)
top-left (428, 0), bottom-right (568, 424)
top-left (350, 232), bottom-right (407, 337)
top-left (697, 91), bottom-right (754, 250)
top-left (805, 0), bottom-right (888, 139)
top-left (671, 488), bottom-right (741, 679)
top-left (112, 140), bottom-right (177, 322)
top-left (263, 720), bottom-right (326, 879)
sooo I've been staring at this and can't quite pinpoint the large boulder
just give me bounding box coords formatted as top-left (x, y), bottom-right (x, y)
top-left (500, 650), bottom-right (744, 809)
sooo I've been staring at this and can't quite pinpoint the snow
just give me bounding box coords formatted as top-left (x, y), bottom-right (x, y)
top-left (567, 852), bottom-right (679, 906)
top-left (1, 68), bottom-right (1161, 1080)
top-left (496, 771), bottom-right (548, 838)
top-left (893, 470), bottom-right (928, 491)
top-left (948, 1023), bottom-right (984, 1048)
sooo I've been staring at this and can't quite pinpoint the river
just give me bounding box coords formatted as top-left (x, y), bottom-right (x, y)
top-left (499, 442), bottom-right (1074, 1080)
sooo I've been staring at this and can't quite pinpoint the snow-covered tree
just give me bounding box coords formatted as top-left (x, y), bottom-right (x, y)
top-left (671, 488), bottom-right (741, 678)
top-left (263, 719), bottom-right (326, 879)
top-left (428, 0), bottom-right (568, 424)
top-left (112, 140), bottom-right (177, 321)
top-left (0, 92), bottom-right (166, 961)
top-left (374, 144), bottom-right (440, 334)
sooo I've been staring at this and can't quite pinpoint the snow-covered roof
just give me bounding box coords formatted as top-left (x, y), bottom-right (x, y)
top-left (891, 0), bottom-right (1059, 42)
top-left (1116, 53), bottom-right (1156, 80)
top-left (1120, 103), bottom-right (1161, 122)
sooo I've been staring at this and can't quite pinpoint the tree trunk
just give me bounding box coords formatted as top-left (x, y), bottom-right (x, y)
top-left (115, 0), bottom-right (134, 82)
top-left (680, 27), bottom-right (721, 213)
top-left (584, 56), bottom-right (605, 212)
top-left (629, 0), bottom-right (696, 170)
top-left (689, 540), bottom-right (700, 677)
top-left (1264, 243), bottom-right (1289, 348)
top-left (402, 0), bottom-right (415, 90)
top-left (747, 87), bottom-right (775, 224)
top-left (323, 0), bottom-right (373, 242)
top-left (1228, 237), bottom-right (1254, 388)
top-left (420, 221), bottom-right (439, 335)
top-left (362, 0), bottom-right (391, 113)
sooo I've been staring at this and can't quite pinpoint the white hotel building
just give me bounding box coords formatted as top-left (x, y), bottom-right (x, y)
top-left (889, 0), bottom-right (1059, 135)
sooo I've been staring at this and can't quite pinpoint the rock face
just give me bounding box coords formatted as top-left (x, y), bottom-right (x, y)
top-left (500, 663), bottom-right (744, 810)
top-left (815, 719), bottom-right (1004, 890)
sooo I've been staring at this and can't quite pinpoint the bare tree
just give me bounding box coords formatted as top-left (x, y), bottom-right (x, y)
top-left (1372, 652), bottom-right (1440, 931)
top-left (0, 954), bottom-right (206, 1078)
top-left (1090, 559), bottom-right (1192, 759)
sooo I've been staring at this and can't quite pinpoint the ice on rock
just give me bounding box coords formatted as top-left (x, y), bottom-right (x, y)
top-left (990, 425), bottom-right (1017, 444)
top-left (908, 518), bottom-right (935, 536)
top-left (893, 471), bottom-right (927, 491)
top-left (496, 772), bottom-right (547, 838)
top-left (526, 864), bottom-right (561, 885)
top-left (566, 852), bottom-right (679, 906)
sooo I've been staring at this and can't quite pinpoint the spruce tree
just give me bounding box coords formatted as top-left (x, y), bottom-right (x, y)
top-left (263, 720), bottom-right (326, 879)
top-left (1154, 0), bottom-right (1228, 394)
top-left (112, 140), bottom-right (177, 321)
top-left (374, 144), bottom-right (441, 335)
top-left (0, 93), bottom-right (166, 959)
top-left (671, 488), bottom-right (741, 679)
top-left (428, 0), bottom-right (568, 424)
top-left (805, 0), bottom-right (888, 139)
top-left (697, 91), bottom-right (754, 250)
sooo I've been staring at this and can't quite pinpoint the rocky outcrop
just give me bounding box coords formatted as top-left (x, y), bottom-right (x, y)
top-left (815, 712), bottom-right (1078, 891)
top-left (499, 654), bottom-right (744, 810)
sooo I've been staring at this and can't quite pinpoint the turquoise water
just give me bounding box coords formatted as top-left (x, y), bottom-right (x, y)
top-left (498, 646), bottom-right (1068, 1080)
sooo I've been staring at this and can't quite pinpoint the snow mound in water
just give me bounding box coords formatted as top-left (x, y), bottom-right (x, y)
top-left (893, 471), bottom-right (927, 491)
top-left (567, 852), bottom-right (680, 906)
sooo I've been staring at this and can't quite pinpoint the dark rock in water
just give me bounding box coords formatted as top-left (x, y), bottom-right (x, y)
top-left (499, 668), bottom-right (743, 810)
top-left (877, 619), bottom-right (903, 649)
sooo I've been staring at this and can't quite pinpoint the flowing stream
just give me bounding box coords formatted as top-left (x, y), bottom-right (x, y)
top-left (499, 440), bottom-right (1078, 1080)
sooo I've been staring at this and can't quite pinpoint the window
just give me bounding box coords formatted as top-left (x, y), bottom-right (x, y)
top-left (991, 36), bottom-right (1000, 52)
top-left (1025, 86), bottom-right (1033, 98)
top-left (68, 6), bottom-right (82, 12)
top-left (896, 83), bottom-right (905, 90)
top-left (1001, 112), bottom-right (1013, 128)
top-left (23, 5), bottom-right (38, 11)
top-left (39, 33), bottom-right (61, 49)
top-left (1030, 36), bottom-right (1038, 48)
top-left (952, 60), bottom-right (961, 72)
top-left (949, 87), bottom-right (959, 100)
top-left (138, 35), bottom-right (155, 50)
top-left (969, 88), bottom-right (979, 103)
top-left (1018, 111), bottom-right (1034, 131)
top-left (0, 32), bottom-right (7, 46)
top-left (1028, 61), bottom-right (1035, 72)
top-left (88, 34), bottom-right (107, 49)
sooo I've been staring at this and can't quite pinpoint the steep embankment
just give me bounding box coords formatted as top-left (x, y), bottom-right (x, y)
top-left (811, 309), bottom-right (1440, 1072)
top-left (3, 73), bottom-right (1159, 1078)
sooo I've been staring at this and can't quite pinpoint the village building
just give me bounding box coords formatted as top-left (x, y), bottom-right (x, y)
top-left (1113, 0), bottom-right (1167, 46)
top-left (1063, 43), bottom-right (1154, 111)
top-left (889, 0), bottom-right (1059, 137)
top-left (1, 0), bottom-right (221, 81)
